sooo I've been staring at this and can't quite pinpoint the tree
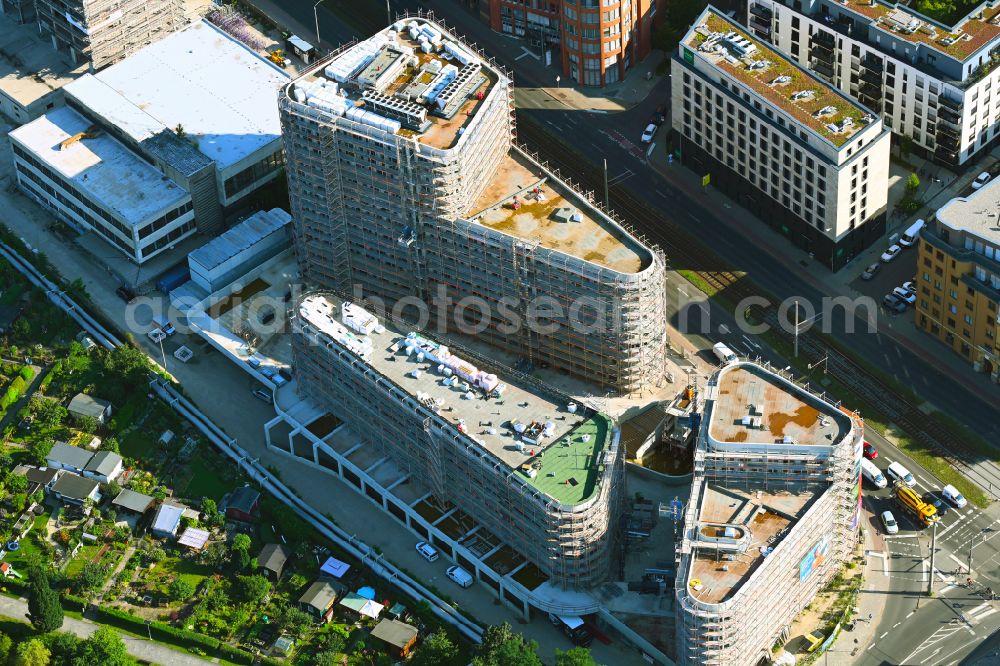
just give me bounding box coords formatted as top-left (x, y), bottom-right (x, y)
top-left (13, 639), bottom-right (50, 666)
top-left (273, 605), bottom-right (312, 634)
top-left (28, 568), bottom-right (64, 633)
top-left (0, 632), bottom-right (12, 663)
top-left (76, 415), bottom-right (99, 434)
top-left (472, 623), bottom-right (542, 666)
top-left (234, 574), bottom-right (270, 604)
top-left (411, 627), bottom-right (459, 666)
top-left (231, 532), bottom-right (252, 571)
top-left (76, 562), bottom-right (105, 593)
top-left (168, 578), bottom-right (196, 601)
top-left (28, 438), bottom-right (54, 466)
top-left (554, 647), bottom-right (598, 666)
top-left (75, 626), bottom-right (134, 666)
top-left (201, 498), bottom-right (222, 526)
top-left (313, 651), bottom-right (340, 666)
top-left (7, 473), bottom-right (28, 494)
top-left (41, 632), bottom-right (78, 663)
top-left (174, 123), bottom-right (186, 138)
top-left (100, 436), bottom-right (120, 454)
top-left (231, 533), bottom-right (251, 552)
top-left (30, 397), bottom-right (66, 428)
top-left (906, 172), bottom-right (921, 194)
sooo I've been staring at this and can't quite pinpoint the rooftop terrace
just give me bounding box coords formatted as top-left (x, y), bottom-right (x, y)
top-left (835, 0), bottom-right (1000, 61)
top-left (687, 9), bottom-right (876, 147)
top-left (687, 484), bottom-right (815, 604)
top-left (934, 172), bottom-right (1000, 240)
top-left (9, 106), bottom-right (190, 225)
top-left (290, 18), bottom-right (500, 151)
top-left (466, 151), bottom-right (646, 273)
top-left (63, 20), bottom-right (289, 171)
top-left (708, 363), bottom-right (849, 446)
top-left (297, 294), bottom-right (612, 505)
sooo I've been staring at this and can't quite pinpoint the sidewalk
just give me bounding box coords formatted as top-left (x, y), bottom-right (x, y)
top-left (646, 141), bottom-right (1000, 415)
top-left (0, 595), bottom-right (210, 666)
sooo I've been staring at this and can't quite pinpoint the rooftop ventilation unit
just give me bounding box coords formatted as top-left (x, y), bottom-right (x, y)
top-left (813, 105), bottom-right (837, 117)
top-left (748, 59), bottom-right (771, 70)
top-left (724, 31), bottom-right (758, 58)
top-left (791, 89), bottom-right (815, 100)
top-left (361, 89), bottom-right (428, 128)
top-left (769, 75), bottom-right (792, 86)
top-left (435, 61), bottom-right (483, 111)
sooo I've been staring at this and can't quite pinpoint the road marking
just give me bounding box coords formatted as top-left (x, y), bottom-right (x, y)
top-left (590, 142), bottom-right (602, 151)
top-left (949, 552), bottom-right (969, 573)
top-left (886, 534), bottom-right (920, 539)
top-left (655, 189), bottom-right (669, 198)
top-left (516, 47), bottom-right (540, 61)
top-left (880, 632), bottom-right (889, 639)
top-left (893, 622), bottom-right (902, 628)
top-left (904, 365), bottom-right (911, 379)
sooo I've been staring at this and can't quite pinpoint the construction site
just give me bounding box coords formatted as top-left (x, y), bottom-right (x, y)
top-left (278, 14), bottom-right (667, 395)
top-left (287, 292), bottom-right (626, 590)
top-left (35, 0), bottom-right (184, 71)
top-left (674, 361), bottom-right (863, 666)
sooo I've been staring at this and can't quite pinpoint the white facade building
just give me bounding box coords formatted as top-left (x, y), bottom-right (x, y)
top-left (672, 7), bottom-right (891, 268)
top-left (748, 0), bottom-right (1000, 165)
top-left (9, 105), bottom-right (195, 263)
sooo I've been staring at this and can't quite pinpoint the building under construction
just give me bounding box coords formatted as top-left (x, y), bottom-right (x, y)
top-left (35, 0), bottom-right (184, 71)
top-left (278, 13), bottom-right (666, 395)
top-left (674, 361), bottom-right (863, 666)
top-left (288, 293), bottom-right (625, 590)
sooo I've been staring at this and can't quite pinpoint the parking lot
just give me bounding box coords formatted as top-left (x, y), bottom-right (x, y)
top-left (848, 239), bottom-right (919, 312)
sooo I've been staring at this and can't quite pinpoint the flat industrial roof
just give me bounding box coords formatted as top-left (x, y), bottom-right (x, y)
top-left (9, 106), bottom-right (190, 225)
top-left (708, 364), bottom-right (849, 446)
top-left (688, 484), bottom-right (815, 604)
top-left (291, 18), bottom-right (499, 151)
top-left (685, 8), bottom-right (876, 147)
top-left (189, 208), bottom-right (291, 272)
top-left (63, 20), bottom-right (288, 170)
top-left (0, 14), bottom-right (83, 111)
top-left (297, 293), bottom-right (612, 505)
top-left (467, 150), bottom-right (647, 273)
top-left (935, 176), bottom-right (1000, 242)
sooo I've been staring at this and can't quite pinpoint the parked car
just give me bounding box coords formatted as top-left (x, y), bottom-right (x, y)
top-left (653, 103), bottom-right (667, 125)
top-left (972, 171), bottom-right (992, 190)
top-left (942, 484), bottom-right (968, 508)
top-left (641, 124), bottom-right (657, 143)
top-left (863, 442), bottom-right (878, 460)
top-left (930, 496), bottom-right (949, 517)
top-left (882, 294), bottom-right (907, 313)
top-left (861, 263), bottom-right (881, 281)
top-left (446, 565), bottom-right (473, 588)
top-left (251, 387), bottom-right (273, 403)
top-left (881, 510), bottom-right (899, 535)
top-left (902, 280), bottom-right (916, 294)
top-left (892, 287), bottom-right (917, 305)
top-left (887, 461), bottom-right (916, 487)
top-left (881, 245), bottom-right (902, 262)
top-left (415, 541), bottom-right (439, 562)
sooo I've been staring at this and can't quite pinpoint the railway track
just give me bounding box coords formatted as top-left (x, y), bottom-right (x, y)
top-left (516, 114), bottom-right (1000, 498)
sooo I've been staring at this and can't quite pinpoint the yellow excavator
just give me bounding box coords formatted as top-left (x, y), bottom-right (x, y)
top-left (267, 49), bottom-right (287, 67)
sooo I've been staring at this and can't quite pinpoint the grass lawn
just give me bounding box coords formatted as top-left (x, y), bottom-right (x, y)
top-left (178, 452), bottom-right (231, 501)
top-left (153, 557), bottom-right (214, 590)
top-left (120, 428), bottom-right (156, 459)
top-left (64, 543), bottom-right (104, 578)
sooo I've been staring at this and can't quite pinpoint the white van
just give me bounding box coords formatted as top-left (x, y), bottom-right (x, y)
top-left (860, 458), bottom-right (887, 489)
top-left (446, 565), bottom-right (473, 588)
top-left (898, 219), bottom-right (925, 247)
top-left (886, 461), bottom-right (916, 487)
top-left (548, 613), bottom-right (594, 647)
top-left (713, 342), bottom-right (738, 365)
top-left (942, 484), bottom-right (968, 508)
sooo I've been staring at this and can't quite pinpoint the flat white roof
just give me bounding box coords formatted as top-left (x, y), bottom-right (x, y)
top-left (9, 106), bottom-right (191, 225)
top-left (63, 20), bottom-right (289, 170)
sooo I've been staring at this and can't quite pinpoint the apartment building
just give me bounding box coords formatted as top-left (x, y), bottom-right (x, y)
top-left (915, 178), bottom-right (1000, 381)
top-left (279, 16), bottom-right (667, 394)
top-left (749, 0), bottom-right (1000, 166)
top-left (484, 0), bottom-right (663, 86)
top-left (8, 20), bottom-right (288, 263)
top-left (675, 361), bottom-right (863, 665)
top-left (287, 293), bottom-right (625, 590)
top-left (35, 0), bottom-right (184, 72)
top-left (672, 7), bottom-right (891, 269)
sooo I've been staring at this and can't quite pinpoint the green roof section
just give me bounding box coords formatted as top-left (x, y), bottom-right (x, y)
top-left (521, 414), bottom-right (612, 505)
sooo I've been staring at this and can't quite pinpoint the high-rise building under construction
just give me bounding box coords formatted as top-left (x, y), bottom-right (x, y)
top-left (278, 14), bottom-right (666, 395)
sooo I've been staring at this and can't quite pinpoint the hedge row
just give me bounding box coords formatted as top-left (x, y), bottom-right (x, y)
top-left (0, 374), bottom-right (29, 409)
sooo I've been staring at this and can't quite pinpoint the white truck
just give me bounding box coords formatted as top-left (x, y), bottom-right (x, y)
top-left (713, 342), bottom-right (738, 365)
top-left (861, 458), bottom-right (887, 489)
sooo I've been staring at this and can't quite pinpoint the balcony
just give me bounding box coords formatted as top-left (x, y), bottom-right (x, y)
top-left (936, 115), bottom-right (961, 135)
top-left (750, 3), bottom-right (773, 20)
top-left (811, 29), bottom-right (836, 48)
top-left (859, 81), bottom-right (882, 100)
top-left (936, 129), bottom-right (960, 148)
top-left (934, 144), bottom-right (960, 166)
top-left (861, 68), bottom-right (882, 85)
top-left (749, 14), bottom-right (771, 34)
top-left (938, 104), bottom-right (961, 124)
top-left (810, 59), bottom-right (835, 79)
top-left (860, 55), bottom-right (884, 72)
top-left (939, 95), bottom-right (961, 112)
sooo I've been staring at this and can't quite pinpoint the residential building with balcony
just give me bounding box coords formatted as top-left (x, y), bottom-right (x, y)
top-left (748, 0), bottom-right (1000, 166)
top-left (915, 177), bottom-right (1000, 380)
top-left (672, 7), bottom-right (891, 269)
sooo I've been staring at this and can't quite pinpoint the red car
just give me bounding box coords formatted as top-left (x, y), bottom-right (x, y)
top-left (863, 442), bottom-right (878, 460)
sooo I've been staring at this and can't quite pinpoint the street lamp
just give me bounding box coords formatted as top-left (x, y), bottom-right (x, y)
top-left (314, 0), bottom-right (325, 46)
top-left (791, 300), bottom-right (823, 358)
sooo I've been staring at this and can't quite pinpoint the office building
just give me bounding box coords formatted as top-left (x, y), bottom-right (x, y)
top-left (675, 361), bottom-right (863, 665)
top-left (749, 0), bottom-right (1000, 165)
top-left (9, 20), bottom-right (288, 263)
top-left (290, 293), bottom-right (625, 589)
top-left (672, 7), bottom-right (891, 268)
top-left (485, 0), bottom-right (664, 86)
top-left (35, 0), bottom-right (184, 72)
top-left (280, 16), bottom-right (666, 393)
top-left (916, 178), bottom-right (1000, 380)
